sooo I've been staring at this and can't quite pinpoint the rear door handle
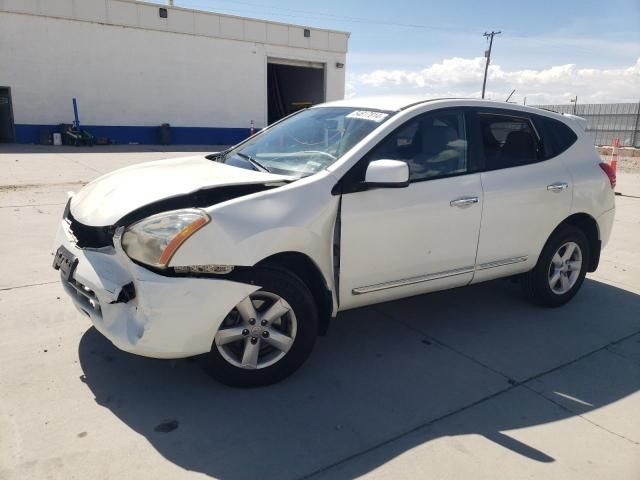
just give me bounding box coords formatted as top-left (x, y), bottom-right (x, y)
top-left (547, 182), bottom-right (569, 193)
top-left (450, 196), bottom-right (479, 208)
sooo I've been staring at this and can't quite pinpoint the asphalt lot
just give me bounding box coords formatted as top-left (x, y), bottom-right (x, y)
top-left (1, 145), bottom-right (639, 480)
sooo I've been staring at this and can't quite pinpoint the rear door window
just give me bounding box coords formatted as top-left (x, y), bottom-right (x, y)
top-left (478, 113), bottom-right (541, 170)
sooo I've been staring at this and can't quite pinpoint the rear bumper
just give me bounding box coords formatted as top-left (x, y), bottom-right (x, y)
top-left (55, 221), bottom-right (258, 358)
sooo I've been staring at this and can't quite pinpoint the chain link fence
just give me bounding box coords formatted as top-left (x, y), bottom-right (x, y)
top-left (533, 102), bottom-right (640, 147)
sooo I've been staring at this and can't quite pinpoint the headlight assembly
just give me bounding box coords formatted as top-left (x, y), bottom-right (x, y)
top-left (121, 209), bottom-right (210, 268)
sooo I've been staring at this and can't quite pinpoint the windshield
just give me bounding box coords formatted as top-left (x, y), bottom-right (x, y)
top-left (217, 107), bottom-right (392, 177)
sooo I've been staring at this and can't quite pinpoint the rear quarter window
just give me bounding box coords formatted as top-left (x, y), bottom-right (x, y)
top-left (537, 115), bottom-right (578, 158)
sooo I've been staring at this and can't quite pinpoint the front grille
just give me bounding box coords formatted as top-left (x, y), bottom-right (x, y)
top-left (66, 210), bottom-right (115, 249)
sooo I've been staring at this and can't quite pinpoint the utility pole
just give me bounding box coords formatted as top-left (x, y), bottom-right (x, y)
top-left (481, 30), bottom-right (501, 99)
top-left (570, 95), bottom-right (578, 114)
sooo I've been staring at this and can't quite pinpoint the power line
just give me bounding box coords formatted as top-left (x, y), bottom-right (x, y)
top-left (177, 0), bottom-right (461, 31)
top-left (481, 30), bottom-right (501, 99)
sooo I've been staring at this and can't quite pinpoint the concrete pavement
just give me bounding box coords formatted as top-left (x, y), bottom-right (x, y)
top-left (1, 145), bottom-right (639, 479)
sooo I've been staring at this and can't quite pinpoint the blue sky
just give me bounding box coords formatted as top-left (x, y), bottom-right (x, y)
top-left (174, 0), bottom-right (640, 103)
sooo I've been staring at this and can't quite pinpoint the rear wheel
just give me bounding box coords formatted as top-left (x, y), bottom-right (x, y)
top-left (522, 224), bottom-right (590, 307)
top-left (208, 266), bottom-right (318, 387)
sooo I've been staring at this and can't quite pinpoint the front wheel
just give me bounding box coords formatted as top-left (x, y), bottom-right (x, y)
top-left (208, 266), bottom-right (318, 387)
top-left (522, 224), bottom-right (590, 307)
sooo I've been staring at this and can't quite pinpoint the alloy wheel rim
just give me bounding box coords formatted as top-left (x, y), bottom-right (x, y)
top-left (214, 291), bottom-right (297, 370)
top-left (548, 241), bottom-right (582, 295)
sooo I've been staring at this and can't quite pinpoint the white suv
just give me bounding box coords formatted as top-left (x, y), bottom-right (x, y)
top-left (53, 98), bottom-right (616, 387)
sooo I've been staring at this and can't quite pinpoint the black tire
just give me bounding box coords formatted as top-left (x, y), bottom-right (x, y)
top-left (208, 265), bottom-right (318, 387)
top-left (522, 224), bottom-right (590, 307)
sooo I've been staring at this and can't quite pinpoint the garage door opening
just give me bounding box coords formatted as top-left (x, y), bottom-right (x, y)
top-left (0, 87), bottom-right (16, 143)
top-left (267, 59), bottom-right (325, 124)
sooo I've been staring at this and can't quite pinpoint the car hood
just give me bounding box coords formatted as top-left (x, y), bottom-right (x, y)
top-left (70, 155), bottom-right (290, 226)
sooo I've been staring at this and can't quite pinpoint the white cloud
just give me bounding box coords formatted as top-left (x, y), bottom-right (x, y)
top-left (344, 79), bottom-right (357, 99)
top-left (353, 57), bottom-right (640, 104)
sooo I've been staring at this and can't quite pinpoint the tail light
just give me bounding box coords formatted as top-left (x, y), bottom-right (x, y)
top-left (599, 163), bottom-right (616, 189)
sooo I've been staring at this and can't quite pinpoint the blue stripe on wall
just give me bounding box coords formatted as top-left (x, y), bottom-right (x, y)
top-left (14, 124), bottom-right (252, 145)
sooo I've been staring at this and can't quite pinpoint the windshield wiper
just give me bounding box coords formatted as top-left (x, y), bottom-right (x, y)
top-left (205, 149), bottom-right (230, 161)
top-left (236, 152), bottom-right (272, 173)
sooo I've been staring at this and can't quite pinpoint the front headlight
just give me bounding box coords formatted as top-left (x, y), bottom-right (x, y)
top-left (121, 209), bottom-right (210, 268)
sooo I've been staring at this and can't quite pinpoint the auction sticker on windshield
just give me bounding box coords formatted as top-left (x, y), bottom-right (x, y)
top-left (346, 110), bottom-right (389, 123)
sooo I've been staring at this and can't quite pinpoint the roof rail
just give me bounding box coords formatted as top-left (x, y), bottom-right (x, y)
top-left (532, 106), bottom-right (560, 113)
top-left (398, 97), bottom-right (471, 111)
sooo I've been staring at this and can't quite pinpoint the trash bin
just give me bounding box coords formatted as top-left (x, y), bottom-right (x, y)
top-left (52, 133), bottom-right (62, 146)
top-left (159, 123), bottom-right (171, 145)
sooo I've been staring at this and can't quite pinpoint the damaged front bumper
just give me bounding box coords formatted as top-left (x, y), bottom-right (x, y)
top-left (54, 220), bottom-right (259, 359)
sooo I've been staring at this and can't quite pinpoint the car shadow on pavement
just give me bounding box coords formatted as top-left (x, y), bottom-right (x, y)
top-left (78, 278), bottom-right (640, 480)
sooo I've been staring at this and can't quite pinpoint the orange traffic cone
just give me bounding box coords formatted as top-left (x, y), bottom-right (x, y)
top-left (611, 138), bottom-right (619, 182)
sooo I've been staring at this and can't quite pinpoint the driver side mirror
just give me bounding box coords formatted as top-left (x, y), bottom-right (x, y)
top-left (364, 159), bottom-right (410, 188)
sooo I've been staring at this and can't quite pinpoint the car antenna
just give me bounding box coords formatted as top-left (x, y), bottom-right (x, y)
top-left (505, 89), bottom-right (516, 102)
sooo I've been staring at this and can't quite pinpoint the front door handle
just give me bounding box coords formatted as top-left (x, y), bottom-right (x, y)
top-left (450, 196), bottom-right (479, 208)
top-left (547, 182), bottom-right (569, 193)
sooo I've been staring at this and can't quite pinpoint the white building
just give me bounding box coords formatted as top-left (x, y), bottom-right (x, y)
top-left (0, 0), bottom-right (349, 144)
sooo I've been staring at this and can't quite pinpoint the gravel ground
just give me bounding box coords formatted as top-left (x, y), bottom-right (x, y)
top-left (598, 147), bottom-right (640, 173)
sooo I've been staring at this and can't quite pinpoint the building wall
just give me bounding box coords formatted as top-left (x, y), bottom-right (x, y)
top-left (0, 0), bottom-right (349, 144)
